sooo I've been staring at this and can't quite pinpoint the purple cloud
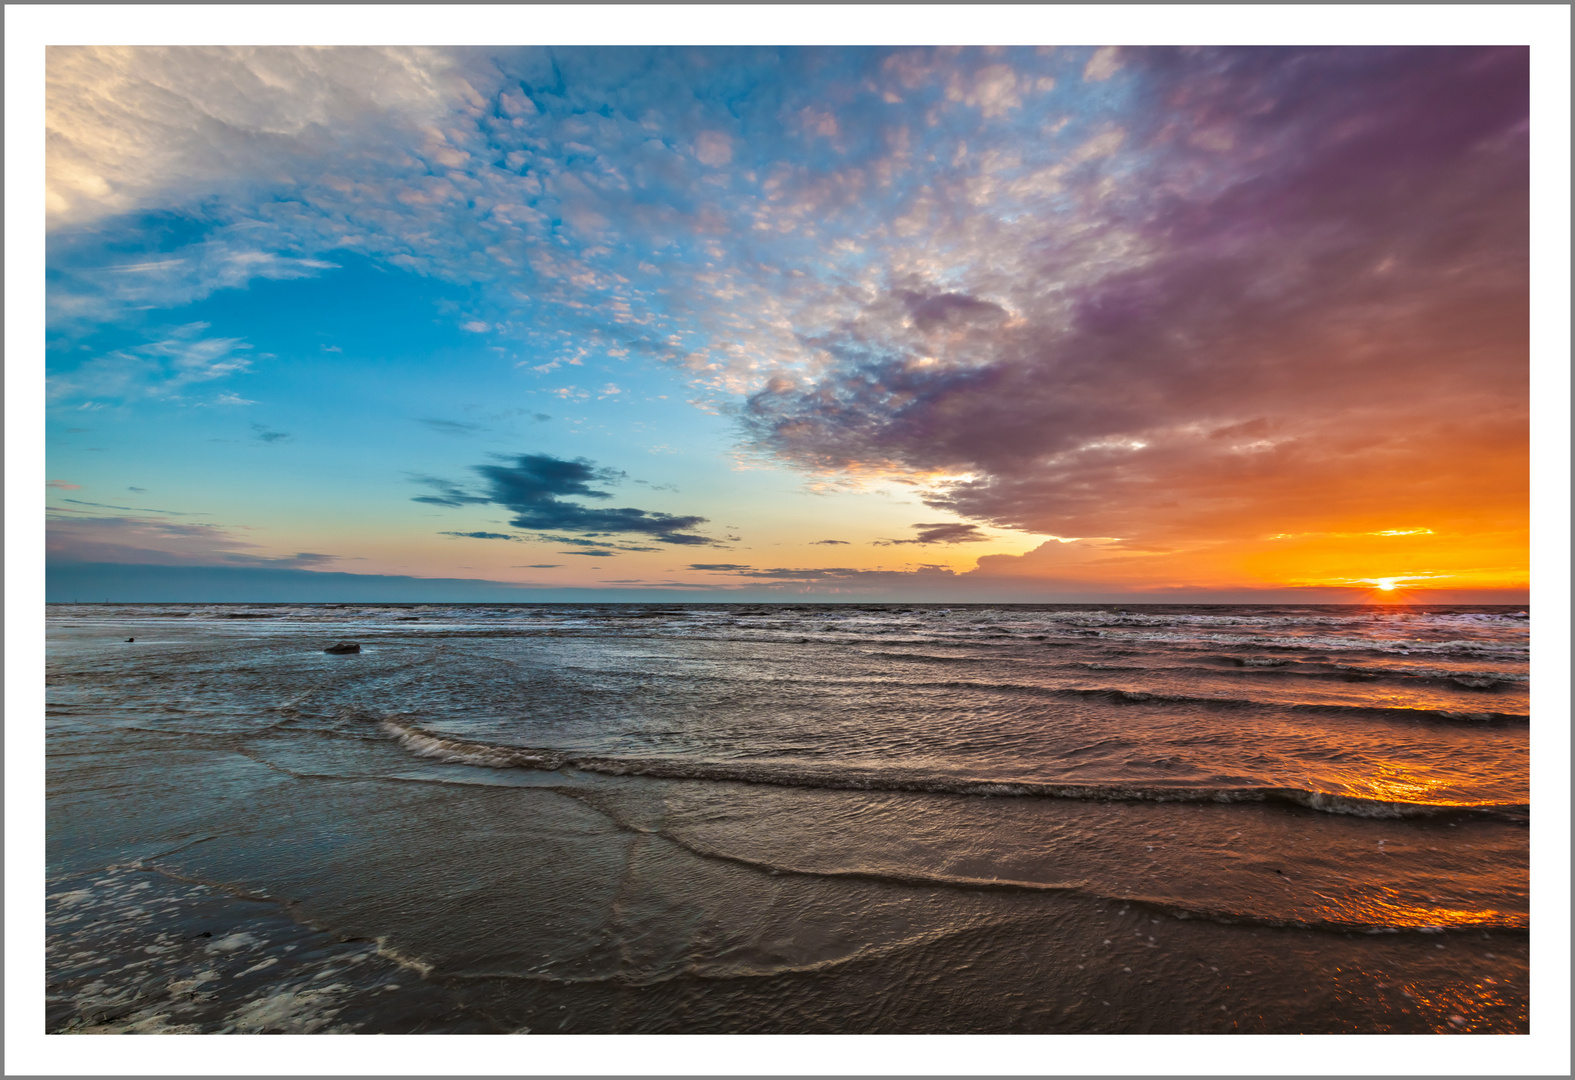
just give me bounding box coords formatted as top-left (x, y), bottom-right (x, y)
top-left (743, 47), bottom-right (1528, 544)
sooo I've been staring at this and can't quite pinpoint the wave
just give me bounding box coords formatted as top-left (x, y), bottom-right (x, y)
top-left (1114, 659), bottom-right (1527, 693)
top-left (597, 821), bottom-right (1528, 936)
top-left (382, 721), bottom-right (1527, 821)
top-left (908, 680), bottom-right (1528, 724)
top-left (1052, 686), bottom-right (1528, 724)
top-left (859, 651), bottom-right (989, 664)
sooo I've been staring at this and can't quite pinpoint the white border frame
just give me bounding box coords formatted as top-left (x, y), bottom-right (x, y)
top-left (7, 6), bottom-right (1569, 1076)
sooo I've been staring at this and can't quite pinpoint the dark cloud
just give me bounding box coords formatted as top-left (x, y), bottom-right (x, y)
top-left (532, 534), bottom-right (659, 552)
top-left (515, 564), bottom-right (562, 568)
top-left (876, 522), bottom-right (991, 545)
top-left (743, 47), bottom-right (1528, 545)
top-left (251, 423), bottom-right (290, 444)
top-left (415, 453), bottom-right (716, 545)
top-left (810, 539), bottom-right (850, 545)
top-left (560, 550), bottom-right (617, 557)
top-left (681, 563), bottom-right (968, 586)
top-left (440, 531), bottom-right (517, 541)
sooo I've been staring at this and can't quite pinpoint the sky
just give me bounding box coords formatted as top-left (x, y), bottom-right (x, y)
top-left (40, 43), bottom-right (1535, 603)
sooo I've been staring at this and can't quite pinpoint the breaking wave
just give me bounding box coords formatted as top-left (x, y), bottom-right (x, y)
top-left (382, 721), bottom-right (1527, 821)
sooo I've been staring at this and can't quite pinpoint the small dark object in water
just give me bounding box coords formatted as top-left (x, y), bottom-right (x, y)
top-left (323, 642), bottom-right (361, 654)
top-left (125, 637), bottom-right (134, 642)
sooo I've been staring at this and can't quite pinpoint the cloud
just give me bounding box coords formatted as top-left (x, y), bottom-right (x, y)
top-left (529, 533), bottom-right (657, 551)
top-left (409, 474), bottom-right (491, 507)
top-left (46, 513), bottom-right (338, 569)
top-left (810, 539), bottom-right (849, 545)
top-left (876, 522), bottom-right (991, 545)
top-left (59, 498), bottom-right (191, 516)
top-left (43, 47), bottom-right (1529, 594)
top-left (251, 423), bottom-right (290, 443)
top-left (947, 63), bottom-right (1023, 119)
top-left (417, 452), bottom-right (716, 545)
top-left (48, 230), bottom-right (338, 328)
top-left (43, 562), bottom-right (554, 604)
top-left (515, 564), bottom-right (561, 568)
top-left (47, 480), bottom-right (82, 490)
top-left (694, 130), bottom-right (734, 167)
top-left (46, 46), bottom-right (464, 229)
top-left (417, 417), bottom-right (484, 435)
top-left (899, 289), bottom-right (1008, 332)
top-left (47, 323), bottom-right (254, 403)
top-left (1082, 46), bottom-right (1121, 82)
top-left (743, 48), bottom-right (1529, 549)
top-left (678, 563), bottom-right (966, 586)
top-left (560, 550), bottom-right (617, 557)
top-left (440, 531), bottom-right (517, 541)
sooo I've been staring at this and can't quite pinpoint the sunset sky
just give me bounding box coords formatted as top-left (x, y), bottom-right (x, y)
top-left (40, 41), bottom-right (1535, 602)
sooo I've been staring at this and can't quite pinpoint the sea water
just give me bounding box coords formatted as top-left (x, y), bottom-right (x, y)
top-left (45, 603), bottom-right (1529, 1033)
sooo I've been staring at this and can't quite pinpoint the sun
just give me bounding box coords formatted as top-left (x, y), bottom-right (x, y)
top-left (1375, 580), bottom-right (1397, 591)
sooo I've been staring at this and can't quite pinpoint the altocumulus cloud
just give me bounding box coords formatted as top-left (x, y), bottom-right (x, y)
top-left (741, 48), bottom-right (1529, 547)
top-left (416, 453), bottom-right (715, 545)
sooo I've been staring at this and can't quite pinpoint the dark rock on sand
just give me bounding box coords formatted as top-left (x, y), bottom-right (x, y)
top-left (323, 642), bottom-right (361, 654)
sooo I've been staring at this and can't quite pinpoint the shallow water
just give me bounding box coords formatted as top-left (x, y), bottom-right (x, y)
top-left (45, 602), bottom-right (1530, 1032)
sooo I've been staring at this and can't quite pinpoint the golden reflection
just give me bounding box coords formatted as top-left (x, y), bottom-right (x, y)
top-left (1333, 891), bottom-right (1526, 931)
top-left (1339, 762), bottom-right (1457, 806)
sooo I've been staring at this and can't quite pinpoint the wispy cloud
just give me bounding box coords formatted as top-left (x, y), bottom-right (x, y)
top-left (417, 418), bottom-right (484, 436)
top-left (48, 323), bottom-right (254, 404)
top-left (47, 513), bottom-right (338, 568)
top-left (59, 498), bottom-right (192, 516)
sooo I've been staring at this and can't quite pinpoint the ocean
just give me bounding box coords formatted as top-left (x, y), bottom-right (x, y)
top-left (44, 602), bottom-right (1529, 1034)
